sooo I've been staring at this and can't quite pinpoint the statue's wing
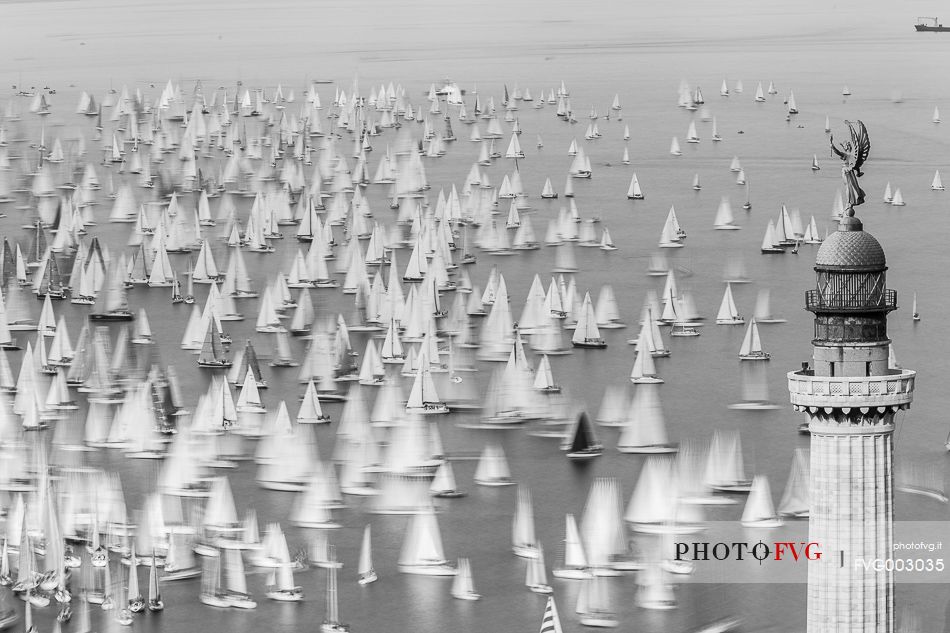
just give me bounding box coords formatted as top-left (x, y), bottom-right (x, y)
top-left (849, 120), bottom-right (870, 172)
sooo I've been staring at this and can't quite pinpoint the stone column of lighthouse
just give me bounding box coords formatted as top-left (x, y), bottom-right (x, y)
top-left (787, 215), bottom-right (915, 633)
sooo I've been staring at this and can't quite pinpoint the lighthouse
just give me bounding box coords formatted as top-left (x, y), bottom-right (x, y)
top-left (787, 214), bottom-right (915, 632)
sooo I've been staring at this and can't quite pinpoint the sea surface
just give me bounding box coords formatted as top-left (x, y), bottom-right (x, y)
top-left (1, 1), bottom-right (950, 631)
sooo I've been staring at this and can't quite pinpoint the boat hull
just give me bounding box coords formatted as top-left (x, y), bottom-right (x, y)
top-left (567, 449), bottom-right (603, 459)
top-left (572, 341), bottom-right (607, 349)
top-left (616, 445), bottom-right (678, 454)
top-left (579, 614), bottom-right (619, 628)
top-left (398, 564), bottom-right (457, 576)
top-left (89, 312), bottom-right (134, 321)
top-left (741, 518), bottom-right (784, 528)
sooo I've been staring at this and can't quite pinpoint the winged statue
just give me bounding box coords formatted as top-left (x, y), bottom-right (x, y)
top-left (830, 120), bottom-right (870, 216)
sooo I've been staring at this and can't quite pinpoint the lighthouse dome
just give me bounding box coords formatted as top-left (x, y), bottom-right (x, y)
top-left (815, 216), bottom-right (886, 270)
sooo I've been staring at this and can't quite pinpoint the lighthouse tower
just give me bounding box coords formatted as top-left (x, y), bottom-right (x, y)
top-left (787, 214), bottom-right (915, 633)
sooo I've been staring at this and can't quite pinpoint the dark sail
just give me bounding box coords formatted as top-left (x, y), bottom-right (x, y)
top-left (570, 412), bottom-right (595, 453)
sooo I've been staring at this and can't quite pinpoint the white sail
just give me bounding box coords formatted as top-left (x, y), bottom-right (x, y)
top-left (713, 197), bottom-right (739, 229)
top-left (753, 288), bottom-right (785, 322)
top-left (617, 384), bottom-right (674, 453)
top-left (511, 485), bottom-right (538, 557)
top-left (738, 318), bottom-right (769, 359)
top-left (553, 513), bottom-right (589, 579)
top-left (715, 284), bottom-right (743, 324)
top-left (778, 448), bottom-right (810, 517)
top-left (626, 173), bottom-right (644, 199)
top-left (525, 542), bottom-right (552, 593)
top-left (636, 564), bottom-right (676, 610)
top-left (740, 475), bottom-right (782, 527)
top-left (572, 292), bottom-right (604, 347)
top-left (629, 331), bottom-right (661, 383)
top-left (658, 206), bottom-right (684, 248)
top-left (473, 441), bottom-right (513, 486)
top-left (451, 557), bottom-right (480, 600)
top-left (357, 524), bottom-right (377, 584)
top-left (760, 220), bottom-right (780, 252)
top-left (686, 120), bottom-right (699, 143)
top-left (669, 136), bottom-right (681, 156)
top-left (398, 510), bottom-right (456, 575)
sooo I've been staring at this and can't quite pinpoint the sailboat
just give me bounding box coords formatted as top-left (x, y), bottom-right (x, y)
top-left (525, 543), bottom-right (552, 594)
top-left (686, 120), bottom-right (700, 143)
top-left (131, 309), bottom-right (152, 344)
top-left (932, 170), bottom-right (945, 191)
top-left (90, 260), bottom-right (134, 321)
top-left (669, 137), bottom-right (682, 156)
top-left (552, 514), bottom-right (589, 579)
top-left (891, 188), bottom-right (906, 206)
top-left (405, 363), bottom-right (449, 414)
top-left (629, 332), bottom-right (663, 384)
top-left (658, 206), bottom-right (685, 248)
top-left (778, 448), bottom-right (810, 518)
top-left (617, 384), bottom-right (677, 454)
top-left (538, 596), bottom-right (564, 633)
top-left (199, 552), bottom-right (230, 608)
top-left (572, 292), bottom-right (606, 348)
top-left (264, 532), bottom-right (303, 601)
top-left (599, 228), bottom-right (617, 251)
top-left (576, 574), bottom-right (618, 627)
top-left (752, 288), bottom-right (786, 323)
top-left (811, 155), bottom-right (820, 171)
top-left (803, 216), bottom-right (822, 244)
top-left (626, 173), bottom-right (644, 200)
top-left (786, 91), bottom-right (798, 114)
top-left (197, 321), bottom-right (232, 368)
top-left (512, 485), bottom-right (540, 558)
top-left (147, 552), bottom-right (163, 611)
top-left (451, 558), bottom-right (480, 600)
top-left (430, 461), bottom-right (465, 498)
top-left (728, 361), bottom-right (779, 411)
top-left (713, 197), bottom-right (739, 230)
top-left (222, 547), bottom-right (257, 608)
top-left (738, 318), bottom-right (769, 360)
top-left (298, 379), bottom-right (331, 423)
top-left (715, 284), bottom-right (744, 325)
top-left (635, 564), bottom-right (676, 610)
top-left (564, 412), bottom-right (603, 459)
top-left (912, 292), bottom-right (920, 321)
top-left (473, 442), bottom-right (515, 486)
top-left (398, 510), bottom-right (457, 576)
top-left (321, 546), bottom-right (349, 633)
top-left (740, 476), bottom-right (783, 528)
top-left (705, 431), bottom-right (753, 493)
top-left (357, 525), bottom-right (377, 585)
top-left (760, 220), bottom-right (784, 254)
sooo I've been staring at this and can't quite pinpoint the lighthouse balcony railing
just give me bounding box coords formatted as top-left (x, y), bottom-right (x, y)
top-left (805, 289), bottom-right (897, 312)
top-left (787, 368), bottom-right (915, 408)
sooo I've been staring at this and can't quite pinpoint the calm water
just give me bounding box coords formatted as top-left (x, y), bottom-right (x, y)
top-left (1, 1), bottom-right (950, 631)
